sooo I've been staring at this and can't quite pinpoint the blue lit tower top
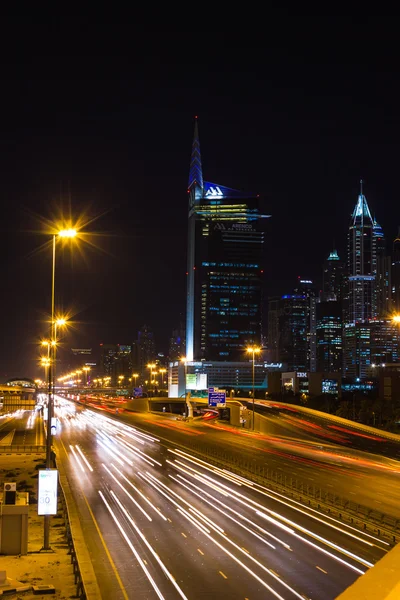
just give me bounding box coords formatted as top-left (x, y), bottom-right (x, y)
top-left (350, 179), bottom-right (373, 226)
top-left (188, 117), bottom-right (203, 202)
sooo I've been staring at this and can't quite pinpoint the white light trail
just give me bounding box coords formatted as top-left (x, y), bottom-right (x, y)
top-left (75, 445), bottom-right (94, 472)
top-left (102, 464), bottom-right (152, 522)
top-left (98, 491), bottom-right (165, 600)
top-left (177, 508), bottom-right (287, 600)
top-left (167, 456), bottom-right (372, 572)
top-left (110, 491), bottom-right (188, 600)
top-left (69, 445), bottom-right (85, 473)
top-left (110, 464), bottom-right (167, 521)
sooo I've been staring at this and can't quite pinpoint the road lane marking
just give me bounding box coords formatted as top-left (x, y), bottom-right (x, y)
top-left (181, 532), bottom-right (187, 538)
top-left (59, 438), bottom-right (129, 600)
top-left (270, 569), bottom-right (280, 578)
top-left (316, 566), bottom-right (327, 574)
top-left (197, 549), bottom-right (204, 555)
top-left (219, 571), bottom-right (228, 579)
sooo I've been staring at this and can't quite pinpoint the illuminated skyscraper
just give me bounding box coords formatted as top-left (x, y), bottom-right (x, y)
top-left (373, 219), bottom-right (391, 317)
top-left (392, 229), bottom-right (400, 313)
top-left (322, 249), bottom-right (345, 301)
top-left (278, 294), bottom-right (308, 371)
top-left (347, 181), bottom-right (375, 323)
top-left (186, 119), bottom-right (268, 361)
top-left (316, 301), bottom-right (342, 373)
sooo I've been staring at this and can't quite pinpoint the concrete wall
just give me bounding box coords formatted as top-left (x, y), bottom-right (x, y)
top-left (336, 544), bottom-right (400, 599)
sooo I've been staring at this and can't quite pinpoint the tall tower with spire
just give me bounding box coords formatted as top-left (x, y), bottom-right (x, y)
top-left (185, 119), bottom-right (269, 362)
top-left (347, 180), bottom-right (375, 323)
top-left (186, 117), bottom-right (203, 361)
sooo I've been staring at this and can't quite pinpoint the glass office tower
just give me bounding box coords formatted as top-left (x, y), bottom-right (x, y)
top-left (186, 120), bottom-right (268, 361)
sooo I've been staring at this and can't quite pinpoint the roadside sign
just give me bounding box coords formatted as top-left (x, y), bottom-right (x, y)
top-left (38, 469), bottom-right (58, 516)
top-left (208, 387), bottom-right (226, 408)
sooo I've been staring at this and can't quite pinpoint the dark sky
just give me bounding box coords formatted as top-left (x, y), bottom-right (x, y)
top-left (1, 20), bottom-right (400, 378)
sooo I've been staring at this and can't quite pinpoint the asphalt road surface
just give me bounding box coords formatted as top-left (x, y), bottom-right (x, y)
top-left (50, 400), bottom-right (390, 599)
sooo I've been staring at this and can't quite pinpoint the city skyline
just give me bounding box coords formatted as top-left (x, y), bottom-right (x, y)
top-left (1, 24), bottom-right (400, 378)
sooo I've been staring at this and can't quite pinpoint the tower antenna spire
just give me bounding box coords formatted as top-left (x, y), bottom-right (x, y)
top-left (360, 179), bottom-right (363, 195)
top-left (188, 116), bottom-right (203, 191)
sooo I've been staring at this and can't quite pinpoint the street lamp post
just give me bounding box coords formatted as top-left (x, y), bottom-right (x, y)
top-left (43, 228), bottom-right (76, 551)
top-left (246, 346), bottom-right (261, 431)
top-left (132, 373), bottom-right (139, 391)
top-left (159, 368), bottom-right (167, 389)
top-left (147, 363), bottom-right (156, 397)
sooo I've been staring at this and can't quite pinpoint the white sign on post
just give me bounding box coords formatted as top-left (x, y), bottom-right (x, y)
top-left (38, 469), bottom-right (58, 516)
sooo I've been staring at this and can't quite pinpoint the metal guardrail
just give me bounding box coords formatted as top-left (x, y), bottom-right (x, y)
top-left (58, 477), bottom-right (86, 599)
top-left (189, 442), bottom-right (400, 544)
top-left (0, 445), bottom-right (46, 453)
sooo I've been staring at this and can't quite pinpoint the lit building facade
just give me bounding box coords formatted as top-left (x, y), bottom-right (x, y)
top-left (373, 219), bottom-right (391, 317)
top-left (132, 324), bottom-right (156, 376)
top-left (392, 229), bottom-right (400, 313)
top-left (316, 301), bottom-right (342, 373)
top-left (277, 294), bottom-right (308, 372)
top-left (168, 323), bottom-right (186, 362)
top-left (343, 323), bottom-right (371, 380)
top-left (322, 249), bottom-right (345, 301)
top-left (294, 278), bottom-right (317, 372)
top-left (343, 319), bottom-right (400, 380)
top-left (347, 182), bottom-right (375, 323)
top-left (186, 120), bottom-right (268, 361)
top-left (99, 343), bottom-right (132, 385)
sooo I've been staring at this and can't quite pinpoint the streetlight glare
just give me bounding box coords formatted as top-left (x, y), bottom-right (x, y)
top-left (56, 318), bottom-right (66, 326)
top-left (246, 346), bottom-right (261, 354)
top-left (392, 314), bottom-right (400, 324)
top-left (58, 228), bottom-right (77, 238)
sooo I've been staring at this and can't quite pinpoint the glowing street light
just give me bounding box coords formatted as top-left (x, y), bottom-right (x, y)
top-left (392, 314), bottom-right (400, 324)
top-left (246, 346), bottom-right (261, 431)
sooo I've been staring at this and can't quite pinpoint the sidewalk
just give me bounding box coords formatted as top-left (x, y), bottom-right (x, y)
top-left (0, 455), bottom-right (77, 599)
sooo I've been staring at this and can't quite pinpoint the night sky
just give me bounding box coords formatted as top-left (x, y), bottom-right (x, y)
top-left (1, 20), bottom-right (400, 378)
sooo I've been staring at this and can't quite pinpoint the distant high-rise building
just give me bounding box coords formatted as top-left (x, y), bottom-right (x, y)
top-left (373, 219), bottom-right (391, 317)
top-left (133, 325), bottom-right (156, 375)
top-left (343, 319), bottom-right (400, 380)
top-left (316, 301), bottom-right (342, 373)
top-left (343, 323), bottom-right (371, 380)
top-left (370, 319), bottom-right (400, 366)
top-left (392, 229), bottom-right (400, 313)
top-left (294, 278), bottom-right (317, 372)
top-left (278, 294), bottom-right (308, 372)
top-left (267, 297), bottom-right (280, 363)
top-left (185, 119), bottom-right (268, 361)
top-left (347, 181), bottom-right (375, 323)
top-left (168, 324), bottom-right (186, 362)
top-left (99, 344), bottom-right (117, 378)
top-left (99, 344), bottom-right (132, 385)
top-left (322, 249), bottom-right (345, 301)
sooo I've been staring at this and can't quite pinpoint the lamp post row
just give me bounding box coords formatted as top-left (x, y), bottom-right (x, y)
top-left (43, 229), bottom-right (77, 551)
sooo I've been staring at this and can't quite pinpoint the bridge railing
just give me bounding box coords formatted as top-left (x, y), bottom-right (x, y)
top-left (188, 442), bottom-right (400, 544)
top-left (0, 445), bottom-right (46, 453)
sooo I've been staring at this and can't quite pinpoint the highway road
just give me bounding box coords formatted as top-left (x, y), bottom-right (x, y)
top-left (89, 405), bottom-right (400, 520)
top-left (51, 400), bottom-right (390, 599)
top-left (0, 408), bottom-right (43, 446)
top-left (1, 401), bottom-right (398, 597)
